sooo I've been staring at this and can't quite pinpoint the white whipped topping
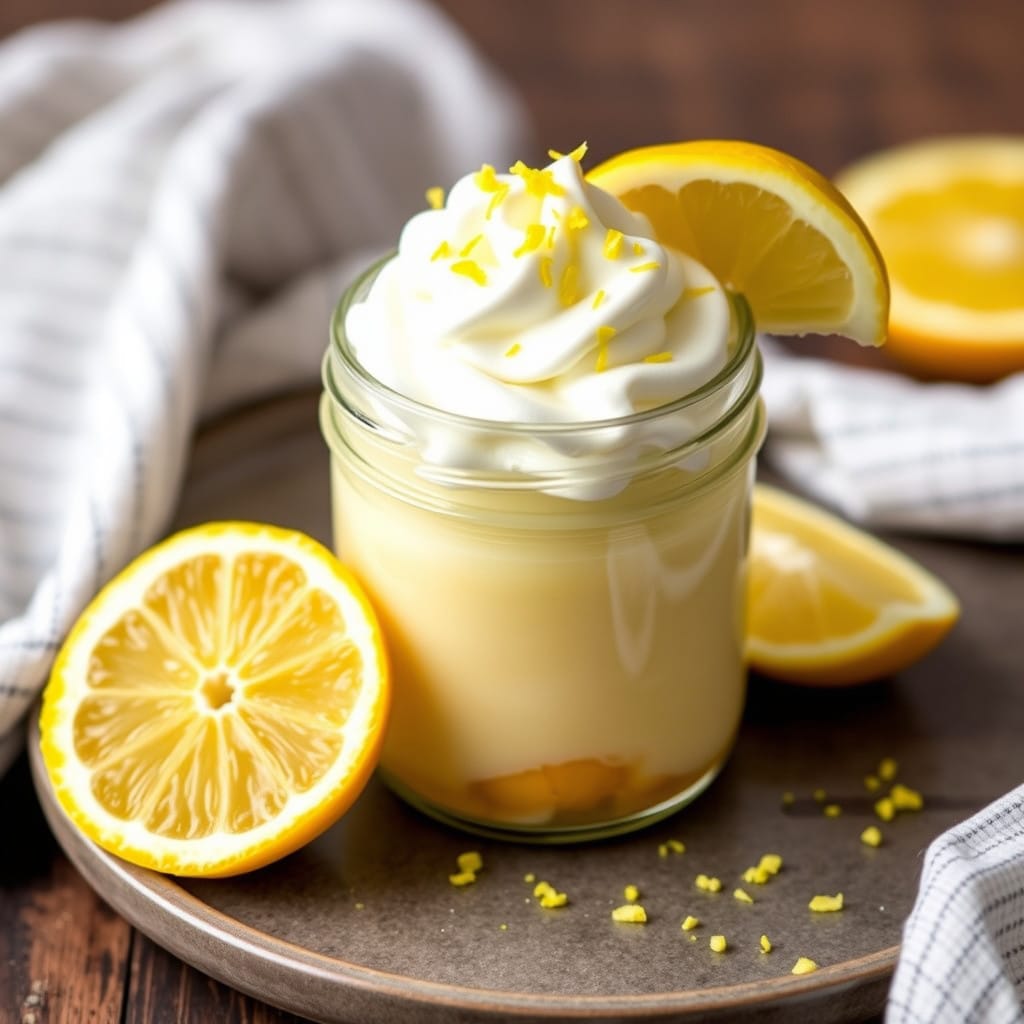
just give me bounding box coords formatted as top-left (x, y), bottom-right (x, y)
top-left (344, 153), bottom-right (735, 496)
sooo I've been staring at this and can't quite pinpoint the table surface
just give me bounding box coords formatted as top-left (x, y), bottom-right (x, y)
top-left (3, 2), bottom-right (1024, 1023)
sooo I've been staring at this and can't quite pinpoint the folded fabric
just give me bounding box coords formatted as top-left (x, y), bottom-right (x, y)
top-left (0, 0), bottom-right (527, 778)
top-left (760, 340), bottom-right (1024, 542)
top-left (887, 785), bottom-right (1024, 1022)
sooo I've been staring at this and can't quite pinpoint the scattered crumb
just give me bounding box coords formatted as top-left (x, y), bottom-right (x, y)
top-left (624, 884), bottom-right (640, 902)
top-left (792, 956), bottom-right (819, 975)
top-left (533, 880), bottom-right (569, 908)
top-left (354, 902), bottom-right (365, 910)
top-left (449, 871), bottom-right (476, 887)
top-left (524, 872), bottom-right (536, 884)
top-left (890, 783), bottom-right (924, 811)
top-left (612, 904), bottom-right (647, 924)
top-left (499, 923), bottom-right (508, 931)
top-left (734, 888), bottom-right (754, 904)
top-left (809, 893), bottom-right (844, 913)
top-left (813, 788), bottom-right (827, 802)
top-left (743, 865), bottom-right (771, 885)
top-left (758, 853), bottom-right (783, 876)
top-left (695, 873), bottom-right (723, 893)
top-left (861, 825), bottom-right (883, 848)
top-left (457, 851), bottom-right (483, 874)
top-left (878, 757), bottom-right (899, 782)
top-left (681, 915), bottom-right (700, 931)
top-left (709, 934), bottom-right (728, 953)
top-left (864, 774), bottom-right (881, 792)
top-left (760, 934), bottom-right (772, 953)
top-left (875, 797), bottom-right (896, 822)
top-left (666, 838), bottom-right (685, 854)
top-left (824, 804), bottom-right (842, 818)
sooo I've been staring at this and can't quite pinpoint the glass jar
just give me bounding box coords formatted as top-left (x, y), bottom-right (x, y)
top-left (320, 259), bottom-right (765, 842)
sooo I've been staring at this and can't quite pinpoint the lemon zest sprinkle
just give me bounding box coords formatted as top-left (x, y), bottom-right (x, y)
top-left (487, 184), bottom-right (510, 218)
top-left (864, 774), bottom-right (881, 792)
top-left (595, 325), bottom-right (617, 373)
top-left (547, 142), bottom-right (588, 162)
top-left (861, 825), bottom-right (884, 847)
top-left (425, 186), bottom-right (444, 210)
top-left (683, 286), bottom-right (715, 300)
top-left (792, 957), bottom-right (819, 975)
top-left (630, 261), bottom-right (661, 273)
top-left (539, 257), bottom-right (553, 288)
top-left (890, 783), bottom-right (924, 811)
top-left (499, 923), bottom-right (508, 931)
top-left (760, 935), bottom-right (773, 954)
top-left (875, 796), bottom-right (896, 822)
top-left (612, 905), bottom-right (647, 924)
top-left (533, 880), bottom-right (569, 908)
top-left (505, 343), bottom-right (522, 358)
top-left (624, 884), bottom-right (640, 902)
top-left (474, 164), bottom-right (502, 192)
top-left (809, 893), bottom-right (844, 913)
top-left (559, 263), bottom-right (580, 307)
top-left (643, 352), bottom-right (673, 364)
top-left (824, 803), bottom-right (842, 818)
top-left (695, 874), bottom-right (723, 893)
top-left (758, 853), bottom-right (783, 876)
top-left (524, 873), bottom-right (536, 884)
top-left (878, 757), bottom-right (899, 782)
top-left (457, 851), bottom-right (483, 874)
top-left (743, 865), bottom-right (771, 885)
top-left (449, 871), bottom-right (476, 886)
top-left (460, 235), bottom-right (483, 258)
top-left (666, 838), bottom-right (686, 854)
top-left (513, 224), bottom-right (547, 258)
top-left (509, 160), bottom-right (565, 198)
top-left (592, 289), bottom-right (606, 310)
top-left (430, 240), bottom-right (451, 262)
top-left (546, 225), bottom-right (557, 249)
top-left (681, 915), bottom-right (700, 931)
top-left (566, 206), bottom-right (590, 232)
top-left (734, 888), bottom-right (754, 904)
top-left (451, 260), bottom-right (487, 286)
top-left (813, 788), bottom-right (827, 802)
top-left (710, 934), bottom-right (727, 953)
top-left (603, 229), bottom-right (624, 260)
top-left (633, 241), bottom-right (644, 256)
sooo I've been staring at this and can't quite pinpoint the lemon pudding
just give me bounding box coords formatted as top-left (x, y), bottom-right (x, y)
top-left (321, 146), bottom-right (764, 840)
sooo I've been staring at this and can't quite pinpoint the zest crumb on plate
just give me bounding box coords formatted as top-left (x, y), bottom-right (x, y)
top-left (709, 934), bottom-right (727, 953)
top-left (734, 887), bottom-right (754, 904)
top-left (681, 915), bottom-right (700, 931)
top-left (792, 956), bottom-right (819, 975)
top-left (612, 904), bottom-right (647, 923)
top-left (760, 934), bottom-right (772, 953)
top-left (695, 873), bottom-right (723, 893)
top-left (533, 880), bottom-right (569, 908)
top-left (809, 893), bottom-right (844, 913)
top-left (861, 825), bottom-right (883, 847)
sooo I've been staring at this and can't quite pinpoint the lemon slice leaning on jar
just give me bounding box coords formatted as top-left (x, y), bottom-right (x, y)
top-left (39, 522), bottom-right (389, 878)
top-left (588, 139), bottom-right (889, 343)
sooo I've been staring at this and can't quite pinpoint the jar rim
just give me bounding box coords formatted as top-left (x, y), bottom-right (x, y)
top-left (325, 255), bottom-right (759, 438)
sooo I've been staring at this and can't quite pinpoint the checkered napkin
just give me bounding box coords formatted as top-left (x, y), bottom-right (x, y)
top-left (0, 0), bottom-right (525, 779)
top-left (761, 341), bottom-right (1024, 541)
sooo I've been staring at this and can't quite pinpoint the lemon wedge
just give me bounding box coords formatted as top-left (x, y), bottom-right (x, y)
top-left (588, 139), bottom-right (889, 344)
top-left (835, 135), bottom-right (1024, 381)
top-left (747, 486), bottom-right (959, 685)
top-left (39, 522), bottom-right (389, 877)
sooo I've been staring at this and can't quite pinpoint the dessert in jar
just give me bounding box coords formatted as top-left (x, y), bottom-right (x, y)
top-left (320, 147), bottom-right (764, 841)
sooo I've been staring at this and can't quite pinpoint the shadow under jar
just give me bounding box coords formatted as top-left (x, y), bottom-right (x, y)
top-left (320, 259), bottom-right (765, 843)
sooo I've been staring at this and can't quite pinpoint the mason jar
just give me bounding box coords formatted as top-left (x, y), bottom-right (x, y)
top-left (320, 259), bottom-right (765, 842)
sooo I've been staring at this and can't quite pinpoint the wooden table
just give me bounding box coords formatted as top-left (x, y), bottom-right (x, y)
top-left (2, 2), bottom-right (1023, 1022)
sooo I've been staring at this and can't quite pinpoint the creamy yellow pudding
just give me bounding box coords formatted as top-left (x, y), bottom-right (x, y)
top-left (320, 148), bottom-right (764, 839)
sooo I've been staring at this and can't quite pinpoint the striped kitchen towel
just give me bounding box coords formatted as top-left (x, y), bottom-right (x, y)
top-left (0, 0), bottom-right (526, 778)
top-left (761, 340), bottom-right (1024, 542)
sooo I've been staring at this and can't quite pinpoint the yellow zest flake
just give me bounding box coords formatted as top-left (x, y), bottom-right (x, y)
top-left (682, 286), bottom-right (715, 300)
top-left (709, 934), bottom-right (727, 953)
top-left (499, 923), bottom-right (508, 931)
top-left (643, 352), bottom-right (673, 364)
top-left (504, 343), bottom-right (522, 358)
top-left (539, 257), bottom-right (553, 288)
top-left (547, 141), bottom-right (588, 162)
top-left (533, 880), bottom-right (569, 908)
top-left (624, 884), bottom-right (640, 902)
top-left (430, 240), bottom-right (452, 262)
top-left (509, 160), bottom-right (565, 199)
top-left (632, 241), bottom-right (644, 256)
top-left (743, 865), bottom-right (770, 886)
top-left (566, 206), bottom-right (590, 232)
top-left (813, 788), bottom-right (827, 803)
top-left (630, 261), bottom-right (661, 274)
top-left (451, 260), bottom-right (488, 286)
top-left (425, 186), bottom-right (445, 210)
top-left (782, 791), bottom-right (795, 807)
top-left (864, 774), bottom-right (881, 792)
top-left (878, 757), bottom-right (899, 782)
top-left (592, 289), bottom-right (606, 310)
top-left (809, 893), bottom-right (844, 913)
top-left (612, 905), bottom-right (647, 924)
top-left (459, 235), bottom-right (483, 258)
top-left (695, 874), bottom-right (723, 893)
top-left (681, 915), bottom-right (700, 931)
top-left (890, 783), bottom-right (924, 811)
top-left (457, 851), bottom-right (483, 874)
top-left (559, 263), bottom-right (580, 307)
top-left (861, 825), bottom-right (883, 848)
top-left (758, 854), bottom-right (783, 876)
top-left (760, 935), bottom-right (773, 954)
top-left (824, 804), bottom-right (842, 818)
top-left (545, 225), bottom-right (557, 249)
top-left (524, 873), bottom-right (536, 884)
top-left (513, 224), bottom-right (546, 258)
top-left (603, 229), bottom-right (624, 260)
top-left (875, 796), bottom-right (896, 822)
top-left (792, 957), bottom-right (819, 975)
top-left (595, 325), bottom-right (617, 373)
top-left (486, 185), bottom-right (510, 218)
top-left (666, 839), bottom-right (686, 854)
top-left (734, 888), bottom-right (754, 904)
top-left (474, 164), bottom-right (502, 192)
top-left (449, 871), bottom-right (476, 887)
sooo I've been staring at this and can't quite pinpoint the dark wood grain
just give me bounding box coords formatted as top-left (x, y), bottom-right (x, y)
top-left (2, 1), bottom-right (1024, 1022)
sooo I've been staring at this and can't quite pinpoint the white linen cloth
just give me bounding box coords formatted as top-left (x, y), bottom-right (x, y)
top-left (0, 0), bottom-right (526, 778)
top-left (760, 340), bottom-right (1024, 542)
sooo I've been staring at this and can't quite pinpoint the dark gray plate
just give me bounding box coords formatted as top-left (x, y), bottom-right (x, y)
top-left (30, 390), bottom-right (1024, 1023)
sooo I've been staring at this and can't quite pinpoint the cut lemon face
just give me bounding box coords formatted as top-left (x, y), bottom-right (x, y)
top-left (588, 139), bottom-right (889, 344)
top-left (835, 135), bottom-right (1024, 381)
top-left (39, 522), bottom-right (389, 877)
top-left (747, 485), bottom-right (959, 685)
